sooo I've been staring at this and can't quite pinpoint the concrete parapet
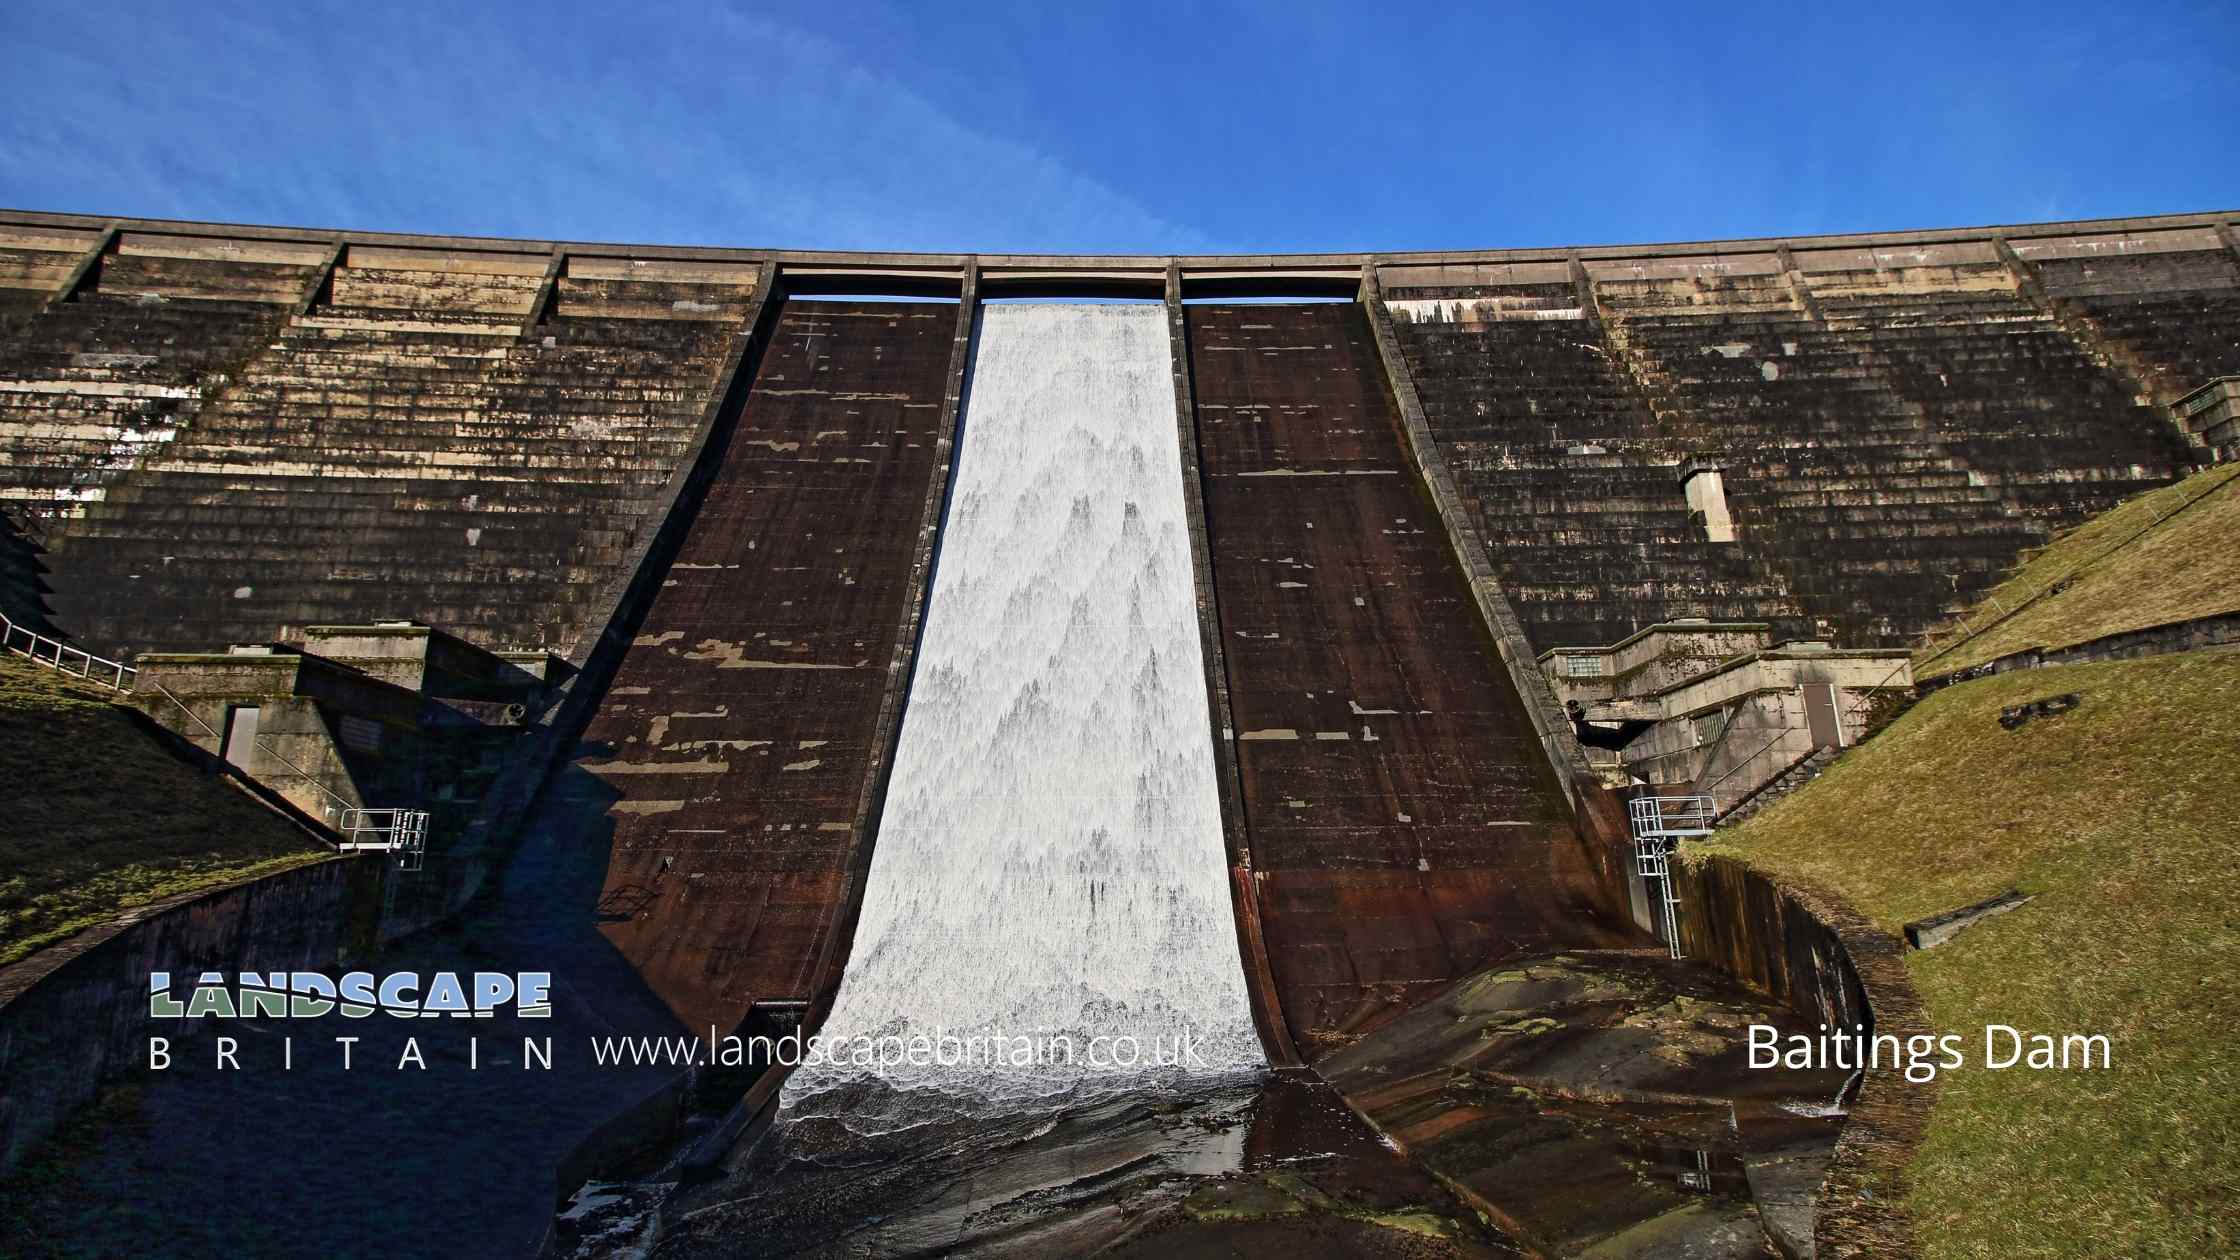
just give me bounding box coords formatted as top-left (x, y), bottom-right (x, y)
top-left (1922, 608), bottom-right (2240, 691)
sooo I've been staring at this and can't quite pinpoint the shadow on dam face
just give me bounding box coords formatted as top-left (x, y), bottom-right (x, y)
top-left (580, 298), bottom-right (957, 1040)
top-left (0, 758), bottom-right (691, 1258)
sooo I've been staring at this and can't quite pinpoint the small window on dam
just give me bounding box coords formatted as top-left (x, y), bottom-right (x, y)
top-left (1683, 463), bottom-right (1737, 544)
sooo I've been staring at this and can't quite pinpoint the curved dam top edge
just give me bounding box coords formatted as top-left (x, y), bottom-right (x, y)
top-left (5, 205), bottom-right (2237, 275)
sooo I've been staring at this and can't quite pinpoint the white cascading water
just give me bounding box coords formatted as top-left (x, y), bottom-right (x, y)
top-left (781, 303), bottom-right (1264, 1118)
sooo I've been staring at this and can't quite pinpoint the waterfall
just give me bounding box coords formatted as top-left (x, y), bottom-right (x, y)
top-left (782, 304), bottom-right (1264, 1117)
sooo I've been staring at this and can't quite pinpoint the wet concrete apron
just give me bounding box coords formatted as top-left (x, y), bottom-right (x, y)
top-left (554, 950), bottom-right (1849, 1259)
top-left (598, 1072), bottom-right (1524, 1259)
top-left (1320, 948), bottom-right (1854, 1259)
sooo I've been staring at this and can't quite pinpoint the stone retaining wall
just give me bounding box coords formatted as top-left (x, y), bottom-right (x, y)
top-left (1667, 851), bottom-right (1935, 1259)
top-left (0, 855), bottom-right (386, 1170)
top-left (1922, 609), bottom-right (2240, 693)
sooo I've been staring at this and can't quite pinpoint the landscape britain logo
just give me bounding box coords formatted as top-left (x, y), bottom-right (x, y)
top-left (147, 970), bottom-right (556, 1072)
top-left (151, 970), bottom-right (553, 1020)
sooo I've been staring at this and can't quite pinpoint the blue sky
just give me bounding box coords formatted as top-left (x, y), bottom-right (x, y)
top-left (2, 1), bottom-right (2235, 254)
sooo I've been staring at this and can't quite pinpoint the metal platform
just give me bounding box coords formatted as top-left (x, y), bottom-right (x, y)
top-left (338, 807), bottom-right (429, 872)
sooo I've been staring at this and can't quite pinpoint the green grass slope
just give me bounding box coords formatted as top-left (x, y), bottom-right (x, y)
top-left (0, 656), bottom-right (328, 967)
top-left (1917, 462), bottom-right (2240, 678)
top-left (1692, 651), bottom-right (2239, 1258)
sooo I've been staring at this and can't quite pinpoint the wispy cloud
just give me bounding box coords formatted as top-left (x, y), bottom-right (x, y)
top-left (0, 0), bottom-right (1209, 253)
top-left (3, 1), bottom-right (2234, 255)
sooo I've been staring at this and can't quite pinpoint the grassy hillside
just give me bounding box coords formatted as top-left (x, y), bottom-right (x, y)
top-left (1917, 462), bottom-right (2240, 678)
top-left (1692, 651), bottom-right (2239, 1258)
top-left (0, 656), bottom-right (328, 967)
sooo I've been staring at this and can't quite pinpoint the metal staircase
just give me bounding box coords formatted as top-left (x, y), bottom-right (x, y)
top-left (1629, 794), bottom-right (1715, 958)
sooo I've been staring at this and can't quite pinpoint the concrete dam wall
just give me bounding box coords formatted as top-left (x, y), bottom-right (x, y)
top-left (578, 298), bottom-right (957, 1039)
top-left (1186, 301), bottom-right (1629, 1053)
top-left (0, 226), bottom-right (755, 655)
top-left (4, 210), bottom-right (2233, 664)
top-left (2, 206), bottom-right (2235, 1131)
top-left (1387, 243), bottom-right (2204, 647)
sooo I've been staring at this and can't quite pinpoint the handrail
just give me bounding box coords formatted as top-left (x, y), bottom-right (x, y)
top-left (4, 611), bottom-right (425, 863)
top-left (1628, 795), bottom-right (1713, 959)
top-left (338, 807), bottom-right (428, 872)
top-left (0, 610), bottom-right (134, 690)
top-left (1701, 731), bottom-right (1791, 795)
top-left (1689, 702), bottom-right (1742, 784)
top-left (146, 680), bottom-right (424, 868)
top-left (1628, 793), bottom-right (1717, 836)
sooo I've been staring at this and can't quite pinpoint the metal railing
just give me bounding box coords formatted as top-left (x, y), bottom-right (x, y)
top-left (1629, 794), bottom-right (1717, 838)
top-left (0, 610), bottom-right (135, 690)
top-left (339, 808), bottom-right (429, 872)
top-left (1700, 730), bottom-right (1791, 797)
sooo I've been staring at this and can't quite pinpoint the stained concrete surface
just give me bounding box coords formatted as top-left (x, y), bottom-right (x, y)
top-left (549, 950), bottom-right (1853, 1260)
top-left (582, 300), bottom-right (955, 1042)
top-left (1321, 950), bottom-right (1853, 1259)
top-left (1186, 302), bottom-right (1630, 1054)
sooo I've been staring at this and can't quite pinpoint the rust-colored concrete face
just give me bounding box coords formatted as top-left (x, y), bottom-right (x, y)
top-left (1184, 303), bottom-right (1627, 1055)
top-left (583, 299), bottom-right (953, 1036)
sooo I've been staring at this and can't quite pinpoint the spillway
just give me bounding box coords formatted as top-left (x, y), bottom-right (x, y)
top-left (785, 303), bottom-right (1265, 1112)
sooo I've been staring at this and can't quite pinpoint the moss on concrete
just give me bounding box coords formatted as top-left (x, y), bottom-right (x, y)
top-left (1692, 651), bottom-right (2240, 1258)
top-left (1919, 462), bottom-right (2240, 677)
top-left (0, 657), bottom-right (327, 967)
top-left (1182, 1171), bottom-right (1475, 1243)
